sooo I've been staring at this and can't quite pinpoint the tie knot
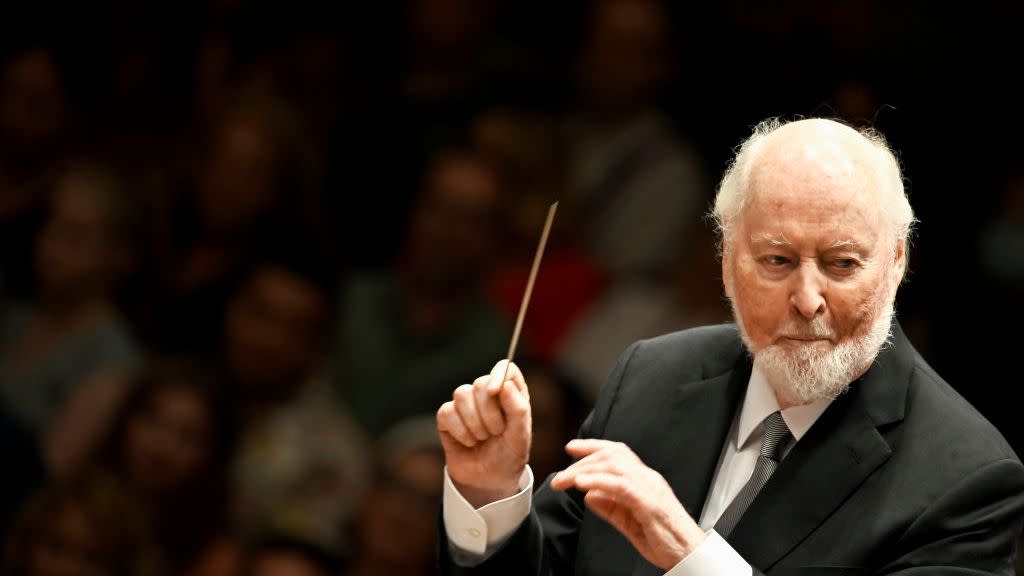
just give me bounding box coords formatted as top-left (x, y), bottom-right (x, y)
top-left (760, 411), bottom-right (791, 461)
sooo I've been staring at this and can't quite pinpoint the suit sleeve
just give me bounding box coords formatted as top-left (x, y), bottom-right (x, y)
top-left (872, 457), bottom-right (1024, 575)
top-left (438, 341), bottom-right (642, 576)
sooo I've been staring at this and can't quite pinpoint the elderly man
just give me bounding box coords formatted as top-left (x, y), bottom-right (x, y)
top-left (435, 118), bottom-right (1024, 574)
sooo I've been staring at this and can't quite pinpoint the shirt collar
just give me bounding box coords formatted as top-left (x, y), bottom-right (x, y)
top-left (736, 363), bottom-right (833, 450)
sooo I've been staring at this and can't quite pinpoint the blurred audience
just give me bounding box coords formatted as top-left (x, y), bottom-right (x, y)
top-left (474, 108), bottom-right (606, 364)
top-left (336, 148), bottom-right (510, 437)
top-left (558, 223), bottom-right (730, 399)
top-left (0, 47), bottom-right (71, 300)
top-left (91, 358), bottom-right (233, 576)
top-left (225, 237), bottom-right (369, 555)
top-left (345, 417), bottom-right (445, 576)
top-left (150, 96), bottom-right (312, 354)
top-left (239, 535), bottom-right (341, 576)
top-left (518, 362), bottom-right (590, 485)
top-left (567, 0), bottom-right (709, 280)
top-left (2, 468), bottom-right (158, 576)
top-left (0, 163), bottom-right (140, 456)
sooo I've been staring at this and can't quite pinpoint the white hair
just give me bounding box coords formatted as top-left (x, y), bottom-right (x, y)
top-left (711, 117), bottom-right (917, 279)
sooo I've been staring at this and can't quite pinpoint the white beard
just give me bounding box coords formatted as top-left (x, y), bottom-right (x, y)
top-left (732, 295), bottom-right (895, 406)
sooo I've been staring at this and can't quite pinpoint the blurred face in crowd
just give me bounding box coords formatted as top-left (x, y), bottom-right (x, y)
top-left (247, 551), bottom-right (329, 576)
top-left (578, 0), bottom-right (670, 115)
top-left (1, 49), bottom-right (64, 147)
top-left (408, 0), bottom-right (492, 56)
top-left (528, 371), bottom-right (574, 482)
top-left (225, 266), bottom-right (325, 395)
top-left (723, 120), bottom-right (905, 407)
top-left (200, 116), bottom-right (278, 233)
top-left (408, 153), bottom-right (501, 294)
top-left (356, 448), bottom-right (443, 572)
top-left (123, 383), bottom-right (211, 494)
top-left (34, 173), bottom-right (124, 305)
top-left (29, 503), bottom-right (112, 576)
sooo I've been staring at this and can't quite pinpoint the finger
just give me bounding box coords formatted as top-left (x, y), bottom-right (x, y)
top-left (473, 375), bottom-right (505, 436)
top-left (568, 473), bottom-right (638, 507)
top-left (550, 455), bottom-right (626, 490)
top-left (488, 360), bottom-right (528, 399)
top-left (565, 438), bottom-right (628, 458)
top-left (453, 384), bottom-right (489, 441)
top-left (437, 401), bottom-right (478, 447)
top-left (498, 378), bottom-right (531, 447)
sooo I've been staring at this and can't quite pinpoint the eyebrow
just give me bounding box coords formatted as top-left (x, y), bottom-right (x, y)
top-left (825, 238), bottom-right (866, 251)
top-left (750, 232), bottom-right (791, 246)
top-left (749, 234), bottom-right (868, 252)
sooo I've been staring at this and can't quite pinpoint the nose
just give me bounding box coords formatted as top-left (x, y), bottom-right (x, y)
top-left (790, 260), bottom-right (826, 320)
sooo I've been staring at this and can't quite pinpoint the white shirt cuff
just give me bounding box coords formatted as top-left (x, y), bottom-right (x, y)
top-left (443, 466), bottom-right (534, 565)
top-left (665, 530), bottom-right (751, 576)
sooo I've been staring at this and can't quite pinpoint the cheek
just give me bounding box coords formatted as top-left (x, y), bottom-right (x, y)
top-left (829, 278), bottom-right (890, 336)
top-left (731, 258), bottom-right (789, 346)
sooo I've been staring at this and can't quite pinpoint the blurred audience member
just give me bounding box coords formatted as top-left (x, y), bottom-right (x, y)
top-left (0, 164), bottom-right (140, 450)
top-left (337, 148), bottom-right (509, 437)
top-left (240, 535), bottom-right (342, 576)
top-left (2, 468), bottom-right (158, 576)
top-left (89, 358), bottom-right (233, 576)
top-left (0, 47), bottom-right (71, 300)
top-left (518, 362), bottom-right (590, 485)
top-left (226, 238), bottom-right (369, 555)
top-left (474, 108), bottom-right (606, 363)
top-left (558, 223), bottom-right (730, 400)
top-left (152, 96), bottom-right (312, 354)
top-left (567, 0), bottom-right (708, 279)
top-left (346, 417), bottom-right (444, 576)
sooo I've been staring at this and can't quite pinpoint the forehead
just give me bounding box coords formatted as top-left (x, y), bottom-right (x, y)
top-left (740, 128), bottom-right (888, 249)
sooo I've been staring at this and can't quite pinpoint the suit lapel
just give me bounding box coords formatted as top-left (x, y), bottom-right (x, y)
top-left (632, 355), bottom-right (750, 576)
top-left (726, 389), bottom-right (892, 570)
top-left (726, 327), bottom-right (915, 571)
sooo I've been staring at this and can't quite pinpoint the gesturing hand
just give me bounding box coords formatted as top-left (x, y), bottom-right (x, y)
top-left (551, 439), bottom-right (707, 570)
top-left (437, 360), bottom-right (532, 508)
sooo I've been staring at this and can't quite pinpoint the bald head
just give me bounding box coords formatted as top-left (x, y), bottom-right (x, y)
top-left (713, 118), bottom-right (914, 275)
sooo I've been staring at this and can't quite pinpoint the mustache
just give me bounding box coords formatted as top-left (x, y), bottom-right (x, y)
top-left (778, 319), bottom-right (835, 340)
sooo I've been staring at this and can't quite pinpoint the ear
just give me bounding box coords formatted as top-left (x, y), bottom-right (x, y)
top-left (721, 242), bottom-right (734, 299)
top-left (892, 238), bottom-right (907, 286)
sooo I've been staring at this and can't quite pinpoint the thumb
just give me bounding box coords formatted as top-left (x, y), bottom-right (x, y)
top-left (499, 378), bottom-right (531, 449)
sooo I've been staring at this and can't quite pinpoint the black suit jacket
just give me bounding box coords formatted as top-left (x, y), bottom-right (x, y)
top-left (441, 323), bottom-right (1024, 575)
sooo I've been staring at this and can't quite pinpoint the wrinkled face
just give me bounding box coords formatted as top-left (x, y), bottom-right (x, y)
top-left (723, 126), bottom-right (905, 406)
top-left (123, 384), bottom-right (211, 494)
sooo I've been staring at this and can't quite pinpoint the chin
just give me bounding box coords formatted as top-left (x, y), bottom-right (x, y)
top-left (732, 305), bottom-right (896, 406)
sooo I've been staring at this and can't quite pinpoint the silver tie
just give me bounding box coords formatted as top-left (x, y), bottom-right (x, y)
top-left (714, 411), bottom-right (792, 537)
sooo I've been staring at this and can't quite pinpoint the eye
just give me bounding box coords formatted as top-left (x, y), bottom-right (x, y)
top-left (762, 255), bottom-right (790, 267)
top-left (833, 258), bottom-right (855, 269)
top-left (828, 258), bottom-right (861, 276)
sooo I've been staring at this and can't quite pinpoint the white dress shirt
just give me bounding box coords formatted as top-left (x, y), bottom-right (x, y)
top-left (443, 363), bottom-right (833, 574)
